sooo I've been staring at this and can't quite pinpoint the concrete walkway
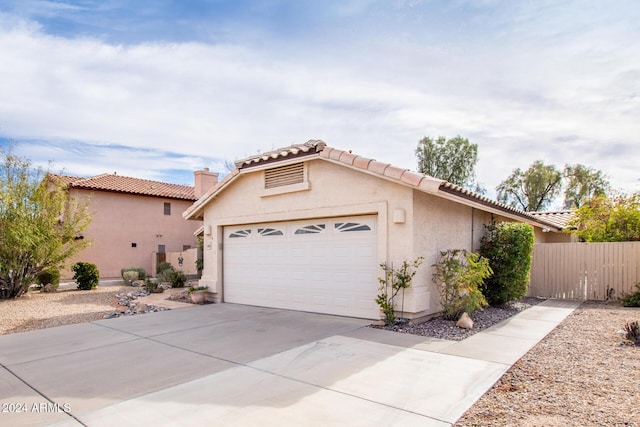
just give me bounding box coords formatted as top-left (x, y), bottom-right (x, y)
top-left (0, 300), bottom-right (580, 426)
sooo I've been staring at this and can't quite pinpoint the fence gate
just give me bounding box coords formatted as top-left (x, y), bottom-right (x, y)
top-left (529, 242), bottom-right (640, 300)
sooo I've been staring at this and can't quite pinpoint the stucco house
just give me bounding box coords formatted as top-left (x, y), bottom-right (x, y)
top-left (54, 169), bottom-right (218, 279)
top-left (184, 140), bottom-right (566, 320)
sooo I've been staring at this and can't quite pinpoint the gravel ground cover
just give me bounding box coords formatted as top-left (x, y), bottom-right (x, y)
top-left (371, 297), bottom-right (545, 340)
top-left (0, 286), bottom-right (130, 335)
top-left (456, 301), bottom-right (640, 426)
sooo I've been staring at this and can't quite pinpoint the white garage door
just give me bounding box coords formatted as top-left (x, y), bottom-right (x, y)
top-left (223, 215), bottom-right (379, 319)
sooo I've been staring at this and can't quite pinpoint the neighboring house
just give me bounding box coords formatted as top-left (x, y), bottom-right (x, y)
top-left (530, 210), bottom-right (576, 242)
top-left (184, 140), bottom-right (565, 320)
top-left (53, 169), bottom-right (218, 279)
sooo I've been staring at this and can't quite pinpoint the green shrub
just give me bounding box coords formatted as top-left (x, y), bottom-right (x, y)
top-left (156, 262), bottom-right (173, 275)
top-left (432, 249), bottom-right (491, 319)
top-left (121, 267), bottom-right (146, 281)
top-left (167, 269), bottom-right (187, 288)
top-left (144, 278), bottom-right (164, 293)
top-left (376, 257), bottom-right (423, 325)
top-left (72, 262), bottom-right (99, 290)
top-left (622, 283), bottom-right (640, 307)
top-left (479, 222), bottom-right (535, 306)
top-left (36, 269), bottom-right (61, 287)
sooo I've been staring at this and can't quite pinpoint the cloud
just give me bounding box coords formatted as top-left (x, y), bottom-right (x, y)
top-left (0, 1), bottom-right (639, 199)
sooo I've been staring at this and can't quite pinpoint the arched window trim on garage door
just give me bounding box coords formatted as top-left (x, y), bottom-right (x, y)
top-left (229, 229), bottom-right (252, 238)
top-left (334, 222), bottom-right (372, 232)
top-left (258, 228), bottom-right (284, 236)
top-left (294, 224), bottom-right (326, 235)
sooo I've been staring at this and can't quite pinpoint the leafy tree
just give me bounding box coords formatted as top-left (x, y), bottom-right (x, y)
top-left (432, 249), bottom-right (491, 319)
top-left (496, 160), bottom-right (562, 211)
top-left (415, 135), bottom-right (480, 189)
top-left (563, 164), bottom-right (609, 209)
top-left (567, 193), bottom-right (640, 242)
top-left (0, 148), bottom-right (91, 299)
top-left (479, 222), bottom-right (535, 306)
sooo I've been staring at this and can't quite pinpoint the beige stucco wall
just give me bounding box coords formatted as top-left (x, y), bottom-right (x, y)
top-left (195, 157), bottom-right (566, 320)
top-left (64, 189), bottom-right (201, 279)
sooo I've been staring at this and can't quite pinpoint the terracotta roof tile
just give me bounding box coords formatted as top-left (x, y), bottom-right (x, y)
top-left (185, 140), bottom-right (564, 231)
top-left (530, 210), bottom-right (575, 229)
top-left (383, 165), bottom-right (408, 180)
top-left (236, 140), bottom-right (326, 168)
top-left (367, 160), bottom-right (390, 175)
top-left (51, 173), bottom-right (196, 200)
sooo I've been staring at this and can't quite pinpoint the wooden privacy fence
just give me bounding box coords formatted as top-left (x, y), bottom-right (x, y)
top-left (529, 242), bottom-right (640, 300)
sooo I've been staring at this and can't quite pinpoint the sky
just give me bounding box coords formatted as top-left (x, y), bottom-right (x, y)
top-left (0, 0), bottom-right (638, 204)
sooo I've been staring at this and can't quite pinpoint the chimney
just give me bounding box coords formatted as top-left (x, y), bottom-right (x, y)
top-left (194, 168), bottom-right (219, 199)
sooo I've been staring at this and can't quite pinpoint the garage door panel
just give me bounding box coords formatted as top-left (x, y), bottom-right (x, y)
top-left (224, 215), bottom-right (379, 319)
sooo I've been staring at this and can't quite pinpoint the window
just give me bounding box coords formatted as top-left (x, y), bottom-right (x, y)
top-left (264, 163), bottom-right (304, 189)
top-left (229, 229), bottom-right (251, 238)
top-left (131, 243), bottom-right (137, 248)
top-left (158, 245), bottom-right (166, 253)
top-left (295, 224), bottom-right (326, 234)
top-left (335, 222), bottom-right (372, 232)
top-left (258, 228), bottom-right (284, 236)
top-left (164, 202), bottom-right (171, 215)
top-left (183, 245), bottom-right (191, 250)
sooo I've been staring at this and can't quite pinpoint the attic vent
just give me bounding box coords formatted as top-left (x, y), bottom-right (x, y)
top-left (264, 163), bottom-right (304, 189)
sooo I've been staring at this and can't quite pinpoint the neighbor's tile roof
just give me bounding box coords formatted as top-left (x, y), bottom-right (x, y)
top-left (51, 173), bottom-right (196, 201)
top-left (530, 210), bottom-right (575, 229)
top-left (185, 140), bottom-right (564, 231)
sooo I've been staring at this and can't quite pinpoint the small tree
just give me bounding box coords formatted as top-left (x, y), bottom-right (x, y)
top-left (567, 193), bottom-right (640, 242)
top-left (376, 257), bottom-right (423, 325)
top-left (479, 222), bottom-right (535, 306)
top-left (0, 148), bottom-right (91, 299)
top-left (432, 249), bottom-right (492, 319)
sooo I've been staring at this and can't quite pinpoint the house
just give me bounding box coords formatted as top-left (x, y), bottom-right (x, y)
top-left (183, 140), bottom-right (565, 320)
top-left (53, 169), bottom-right (218, 279)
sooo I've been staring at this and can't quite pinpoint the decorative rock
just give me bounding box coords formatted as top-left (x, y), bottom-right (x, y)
top-left (42, 283), bottom-right (57, 293)
top-left (371, 320), bottom-right (386, 327)
top-left (456, 312), bottom-right (474, 329)
top-left (131, 280), bottom-right (145, 287)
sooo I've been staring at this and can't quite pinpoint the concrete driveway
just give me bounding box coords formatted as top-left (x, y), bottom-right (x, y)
top-left (0, 301), bottom-right (579, 426)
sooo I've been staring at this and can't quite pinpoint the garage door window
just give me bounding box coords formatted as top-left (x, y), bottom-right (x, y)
top-left (335, 222), bottom-right (372, 232)
top-left (258, 228), bottom-right (284, 236)
top-left (294, 224), bottom-right (326, 234)
top-left (229, 229), bottom-right (251, 238)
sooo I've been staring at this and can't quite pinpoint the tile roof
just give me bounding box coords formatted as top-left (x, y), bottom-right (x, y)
top-left (184, 140), bottom-right (564, 231)
top-left (50, 173), bottom-right (196, 201)
top-left (235, 140), bottom-right (327, 169)
top-left (530, 210), bottom-right (575, 229)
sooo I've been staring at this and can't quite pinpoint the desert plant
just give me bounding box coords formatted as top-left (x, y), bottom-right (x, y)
top-left (36, 269), bottom-right (61, 292)
top-left (479, 222), bottom-right (534, 306)
top-left (188, 285), bottom-right (208, 292)
top-left (122, 270), bottom-right (139, 285)
top-left (623, 321), bottom-right (640, 346)
top-left (121, 267), bottom-right (146, 282)
top-left (72, 262), bottom-right (99, 290)
top-left (376, 257), bottom-right (424, 325)
top-left (621, 283), bottom-right (640, 307)
top-left (156, 263), bottom-right (175, 284)
top-left (143, 278), bottom-right (163, 293)
top-left (432, 249), bottom-right (492, 319)
top-left (167, 269), bottom-right (187, 288)
top-left (156, 262), bottom-right (173, 275)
